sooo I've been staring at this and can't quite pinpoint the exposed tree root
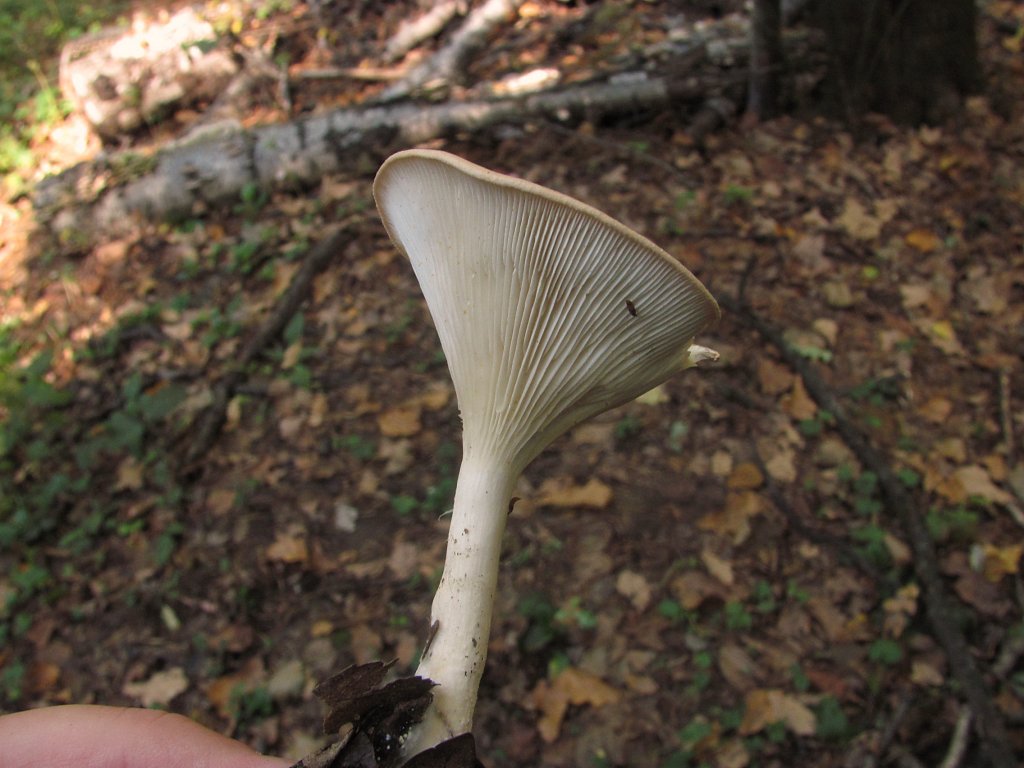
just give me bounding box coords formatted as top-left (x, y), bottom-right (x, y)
top-left (720, 294), bottom-right (1018, 768)
top-left (185, 223), bottom-right (353, 467)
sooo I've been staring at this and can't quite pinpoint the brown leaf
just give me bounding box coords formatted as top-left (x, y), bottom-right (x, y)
top-left (905, 228), bottom-right (940, 253)
top-left (615, 570), bottom-right (652, 612)
top-left (726, 463), bottom-right (764, 491)
top-left (763, 447), bottom-right (798, 483)
top-left (952, 465), bottom-right (1014, 506)
top-left (124, 667), bottom-right (189, 707)
top-left (25, 661), bottom-right (61, 695)
top-left (536, 478), bottom-right (613, 509)
top-left (781, 377), bottom-right (817, 421)
top-left (671, 571), bottom-right (731, 611)
top-left (756, 358), bottom-right (793, 396)
top-left (701, 548), bottom-right (734, 586)
top-left (115, 457), bottom-right (145, 491)
top-left (388, 539), bottom-right (419, 580)
top-left (377, 406), bottom-right (422, 437)
top-left (976, 543), bottom-right (1023, 583)
top-left (954, 571), bottom-right (1013, 617)
top-left (533, 667), bottom-right (621, 743)
top-left (349, 624), bottom-right (382, 665)
top-left (739, 689), bottom-right (816, 737)
top-left (918, 396), bottom-right (953, 424)
top-left (836, 199), bottom-right (881, 240)
top-left (718, 643), bottom-right (758, 692)
top-left (266, 526), bottom-right (309, 564)
top-left (206, 657), bottom-right (266, 717)
top-left (698, 491), bottom-right (763, 544)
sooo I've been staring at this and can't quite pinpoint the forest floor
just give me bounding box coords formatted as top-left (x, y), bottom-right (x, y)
top-left (1, 2), bottom-right (1023, 767)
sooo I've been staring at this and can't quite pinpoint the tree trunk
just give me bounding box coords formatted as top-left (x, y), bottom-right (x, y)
top-left (812, 0), bottom-right (980, 125)
top-left (747, 0), bottom-right (784, 119)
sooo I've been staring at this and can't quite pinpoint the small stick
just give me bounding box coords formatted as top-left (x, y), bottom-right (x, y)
top-left (998, 367), bottom-right (1014, 467)
top-left (938, 707), bottom-right (972, 768)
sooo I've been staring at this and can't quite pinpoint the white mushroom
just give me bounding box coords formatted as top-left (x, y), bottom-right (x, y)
top-left (373, 149), bottom-right (720, 756)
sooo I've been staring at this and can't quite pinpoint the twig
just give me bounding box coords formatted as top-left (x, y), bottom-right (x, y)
top-left (998, 367), bottom-right (1015, 467)
top-left (992, 628), bottom-right (1024, 680)
top-left (720, 293), bottom-right (1018, 768)
top-left (863, 692), bottom-right (914, 768)
top-left (292, 66), bottom-right (406, 82)
top-left (938, 707), bottom-right (973, 768)
top-left (185, 224), bottom-right (352, 466)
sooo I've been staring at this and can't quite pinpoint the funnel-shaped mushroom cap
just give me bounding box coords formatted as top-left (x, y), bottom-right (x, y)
top-left (374, 149), bottom-right (719, 473)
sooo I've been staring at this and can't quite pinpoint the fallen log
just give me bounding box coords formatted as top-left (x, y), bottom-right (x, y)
top-left (34, 73), bottom-right (719, 248)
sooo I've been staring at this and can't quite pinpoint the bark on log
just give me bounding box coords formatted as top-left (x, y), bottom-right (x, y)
top-left (384, 0), bottom-right (466, 63)
top-left (35, 75), bottom-right (711, 247)
top-left (379, 0), bottom-right (525, 102)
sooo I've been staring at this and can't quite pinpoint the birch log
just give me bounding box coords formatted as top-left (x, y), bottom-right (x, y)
top-left (35, 75), bottom-right (708, 246)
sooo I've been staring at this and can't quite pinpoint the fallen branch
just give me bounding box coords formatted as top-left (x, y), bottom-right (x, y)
top-left (185, 224), bottom-right (352, 466)
top-left (378, 0), bottom-right (525, 102)
top-left (719, 294), bottom-right (1018, 768)
top-left (384, 0), bottom-right (466, 63)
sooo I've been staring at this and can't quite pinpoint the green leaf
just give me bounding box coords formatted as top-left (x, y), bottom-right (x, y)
top-left (139, 384), bottom-right (186, 422)
top-left (283, 312), bottom-right (305, 346)
top-left (390, 494), bottom-right (418, 516)
top-left (815, 695), bottom-right (849, 740)
top-left (868, 637), bottom-right (902, 665)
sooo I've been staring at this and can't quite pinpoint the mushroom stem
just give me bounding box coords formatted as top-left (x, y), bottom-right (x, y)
top-left (403, 452), bottom-right (516, 755)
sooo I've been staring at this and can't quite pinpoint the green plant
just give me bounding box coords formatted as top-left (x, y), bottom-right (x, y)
top-left (614, 414), bottom-right (642, 441)
top-left (867, 637), bottom-right (902, 666)
top-left (690, 650), bottom-right (713, 692)
top-left (229, 684), bottom-right (274, 728)
top-left (390, 494), bottom-right (418, 517)
top-left (814, 695), bottom-right (850, 740)
top-left (554, 596), bottom-right (598, 630)
top-left (723, 600), bottom-right (753, 631)
top-left (926, 505), bottom-right (979, 543)
top-left (722, 185), bottom-right (754, 205)
top-left (233, 181), bottom-right (269, 219)
top-left (658, 598), bottom-right (687, 622)
top-left (798, 409), bottom-right (835, 437)
top-left (517, 592), bottom-right (563, 654)
top-left (851, 524), bottom-right (891, 568)
top-left (334, 434), bottom-right (376, 461)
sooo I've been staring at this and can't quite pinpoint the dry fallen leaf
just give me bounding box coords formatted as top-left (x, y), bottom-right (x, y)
top-left (756, 358), bottom-right (793, 396)
top-left (905, 228), bottom-right (941, 253)
top-left (953, 465), bottom-right (1014, 506)
top-left (615, 570), bottom-right (652, 612)
top-left (115, 457), bottom-right (145, 491)
top-left (837, 198), bottom-right (881, 240)
top-left (781, 377), bottom-right (817, 421)
top-left (701, 548), bottom-right (735, 586)
top-left (377, 405), bottom-right (422, 437)
top-left (739, 689), bottom-right (816, 737)
top-left (975, 543), bottom-right (1022, 582)
top-left (536, 478), bottom-right (613, 509)
top-left (124, 667), bottom-right (189, 708)
top-left (206, 658), bottom-right (266, 718)
top-left (727, 463), bottom-right (764, 491)
top-left (266, 526), bottom-right (309, 564)
top-left (882, 583), bottom-right (919, 637)
top-left (698, 491), bottom-right (764, 544)
top-left (532, 667), bottom-right (621, 742)
top-left (671, 571), bottom-right (731, 611)
top-left (718, 643), bottom-right (758, 692)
